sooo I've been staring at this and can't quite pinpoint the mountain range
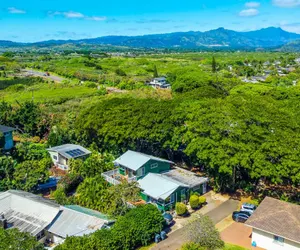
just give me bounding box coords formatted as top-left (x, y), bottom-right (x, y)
top-left (1, 27), bottom-right (300, 50)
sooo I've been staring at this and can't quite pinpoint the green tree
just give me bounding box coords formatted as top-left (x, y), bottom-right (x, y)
top-left (212, 57), bottom-right (217, 73)
top-left (153, 65), bottom-right (158, 78)
top-left (189, 194), bottom-right (200, 209)
top-left (185, 214), bottom-right (224, 250)
top-left (176, 202), bottom-right (187, 216)
top-left (0, 228), bottom-right (44, 250)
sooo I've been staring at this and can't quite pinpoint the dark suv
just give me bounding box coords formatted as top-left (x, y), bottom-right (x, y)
top-left (232, 211), bottom-right (250, 223)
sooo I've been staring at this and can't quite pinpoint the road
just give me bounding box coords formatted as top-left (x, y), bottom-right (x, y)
top-left (152, 199), bottom-right (239, 250)
top-left (22, 69), bottom-right (64, 82)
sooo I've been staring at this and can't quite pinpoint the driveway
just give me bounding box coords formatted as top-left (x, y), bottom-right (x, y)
top-left (152, 199), bottom-right (239, 250)
top-left (22, 69), bottom-right (64, 82)
top-left (221, 222), bottom-right (265, 250)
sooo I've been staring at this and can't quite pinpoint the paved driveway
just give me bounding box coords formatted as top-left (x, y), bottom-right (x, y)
top-left (221, 222), bottom-right (265, 250)
top-left (152, 199), bottom-right (239, 250)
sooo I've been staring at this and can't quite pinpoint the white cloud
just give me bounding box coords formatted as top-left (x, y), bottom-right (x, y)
top-left (239, 9), bottom-right (259, 17)
top-left (48, 11), bottom-right (106, 21)
top-left (86, 16), bottom-right (107, 21)
top-left (272, 0), bottom-right (300, 7)
top-left (245, 2), bottom-right (261, 8)
top-left (8, 7), bottom-right (26, 14)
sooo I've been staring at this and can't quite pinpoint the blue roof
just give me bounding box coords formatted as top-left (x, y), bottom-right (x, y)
top-left (114, 150), bottom-right (174, 171)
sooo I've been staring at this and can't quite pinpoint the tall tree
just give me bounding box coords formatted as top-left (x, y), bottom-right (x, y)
top-left (153, 65), bottom-right (158, 78)
top-left (212, 57), bottom-right (217, 73)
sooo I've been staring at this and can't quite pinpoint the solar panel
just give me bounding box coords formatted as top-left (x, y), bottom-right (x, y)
top-left (66, 149), bottom-right (85, 158)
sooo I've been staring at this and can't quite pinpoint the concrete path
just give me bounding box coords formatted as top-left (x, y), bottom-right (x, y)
top-left (152, 199), bottom-right (239, 250)
top-left (22, 69), bottom-right (64, 82)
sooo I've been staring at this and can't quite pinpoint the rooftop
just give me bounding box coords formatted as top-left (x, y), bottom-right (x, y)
top-left (0, 125), bottom-right (16, 133)
top-left (114, 150), bottom-right (174, 171)
top-left (47, 206), bottom-right (107, 238)
top-left (47, 144), bottom-right (91, 159)
top-left (0, 190), bottom-right (60, 236)
top-left (246, 197), bottom-right (300, 244)
top-left (162, 167), bottom-right (208, 188)
top-left (138, 173), bottom-right (187, 200)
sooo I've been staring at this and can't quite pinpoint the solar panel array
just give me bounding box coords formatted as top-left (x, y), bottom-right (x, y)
top-left (66, 149), bottom-right (85, 158)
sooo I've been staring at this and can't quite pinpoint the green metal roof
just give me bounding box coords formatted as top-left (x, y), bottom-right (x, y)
top-left (64, 205), bottom-right (110, 220)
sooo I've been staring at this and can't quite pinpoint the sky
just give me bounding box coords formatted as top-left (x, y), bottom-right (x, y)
top-left (1, 0), bottom-right (300, 42)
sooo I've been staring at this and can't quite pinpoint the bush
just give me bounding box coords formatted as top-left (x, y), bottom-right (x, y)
top-left (176, 202), bottom-right (187, 216)
top-left (189, 194), bottom-right (200, 209)
top-left (181, 242), bottom-right (205, 250)
top-left (199, 196), bottom-right (206, 205)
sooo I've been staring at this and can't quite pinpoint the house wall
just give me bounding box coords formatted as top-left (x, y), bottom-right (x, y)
top-left (252, 228), bottom-right (300, 250)
top-left (48, 152), bottom-right (68, 170)
top-left (3, 131), bottom-right (13, 150)
top-left (137, 160), bottom-right (171, 178)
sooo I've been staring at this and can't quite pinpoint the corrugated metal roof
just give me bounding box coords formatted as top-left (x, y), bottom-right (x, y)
top-left (114, 150), bottom-right (174, 171)
top-left (162, 167), bottom-right (208, 188)
top-left (138, 173), bottom-right (187, 200)
top-left (47, 206), bottom-right (107, 238)
top-left (47, 144), bottom-right (91, 159)
top-left (0, 190), bottom-right (60, 236)
top-left (0, 125), bottom-right (16, 133)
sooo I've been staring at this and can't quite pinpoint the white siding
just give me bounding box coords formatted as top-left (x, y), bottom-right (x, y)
top-left (252, 228), bottom-right (300, 250)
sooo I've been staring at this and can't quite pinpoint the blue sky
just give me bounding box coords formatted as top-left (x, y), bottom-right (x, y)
top-left (1, 0), bottom-right (300, 42)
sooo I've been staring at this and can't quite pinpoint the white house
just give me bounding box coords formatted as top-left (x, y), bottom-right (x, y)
top-left (295, 58), bottom-right (300, 64)
top-left (148, 77), bottom-right (171, 89)
top-left (47, 144), bottom-right (91, 171)
top-left (246, 197), bottom-right (300, 250)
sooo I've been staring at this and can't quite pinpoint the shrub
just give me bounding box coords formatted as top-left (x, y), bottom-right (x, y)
top-left (176, 202), bottom-right (187, 216)
top-left (189, 194), bottom-right (200, 209)
top-left (181, 242), bottom-right (205, 250)
top-left (199, 196), bottom-right (206, 205)
top-left (85, 81), bottom-right (97, 88)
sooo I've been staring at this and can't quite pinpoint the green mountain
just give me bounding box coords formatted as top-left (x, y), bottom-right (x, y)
top-left (1, 27), bottom-right (300, 50)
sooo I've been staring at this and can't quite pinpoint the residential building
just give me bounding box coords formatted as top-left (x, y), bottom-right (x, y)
top-left (102, 150), bottom-right (208, 211)
top-left (295, 58), bottom-right (300, 64)
top-left (47, 144), bottom-right (91, 171)
top-left (246, 197), bottom-right (300, 250)
top-left (0, 125), bottom-right (16, 150)
top-left (0, 190), bottom-right (109, 247)
top-left (148, 77), bottom-right (171, 89)
top-left (102, 150), bottom-right (174, 184)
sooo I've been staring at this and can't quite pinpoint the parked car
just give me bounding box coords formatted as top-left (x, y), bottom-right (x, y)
top-left (163, 212), bottom-right (174, 226)
top-left (241, 203), bottom-right (257, 214)
top-left (232, 211), bottom-right (250, 223)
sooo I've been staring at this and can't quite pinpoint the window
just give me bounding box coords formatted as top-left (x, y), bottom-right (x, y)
top-left (151, 163), bottom-right (158, 169)
top-left (274, 235), bottom-right (284, 245)
top-left (53, 155), bottom-right (57, 160)
top-left (193, 185), bottom-right (200, 191)
top-left (181, 189), bottom-right (185, 196)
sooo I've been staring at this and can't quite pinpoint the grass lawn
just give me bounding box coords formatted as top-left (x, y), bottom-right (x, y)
top-left (0, 83), bottom-right (98, 103)
top-left (223, 243), bottom-right (249, 250)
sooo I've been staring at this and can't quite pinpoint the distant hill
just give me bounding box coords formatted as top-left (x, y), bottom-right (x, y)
top-left (280, 40), bottom-right (300, 52)
top-left (1, 27), bottom-right (300, 50)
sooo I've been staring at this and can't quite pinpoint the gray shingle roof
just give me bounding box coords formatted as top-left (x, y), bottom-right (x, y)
top-left (162, 167), bottom-right (208, 188)
top-left (47, 206), bottom-right (107, 238)
top-left (114, 150), bottom-right (174, 171)
top-left (246, 197), bottom-right (300, 243)
top-left (47, 144), bottom-right (91, 159)
top-left (0, 125), bottom-right (15, 133)
top-left (138, 173), bottom-right (187, 200)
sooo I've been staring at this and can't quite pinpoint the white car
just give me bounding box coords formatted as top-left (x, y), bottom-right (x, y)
top-left (241, 203), bottom-right (257, 214)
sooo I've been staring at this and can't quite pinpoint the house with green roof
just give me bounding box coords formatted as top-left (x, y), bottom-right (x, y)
top-left (102, 150), bottom-right (209, 211)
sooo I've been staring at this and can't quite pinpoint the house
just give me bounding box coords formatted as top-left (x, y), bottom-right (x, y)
top-left (0, 125), bottom-right (16, 150)
top-left (102, 150), bottom-right (209, 211)
top-left (47, 144), bottom-right (91, 171)
top-left (246, 197), bottom-right (300, 250)
top-left (148, 77), bottom-right (171, 89)
top-left (295, 58), bottom-right (300, 64)
top-left (0, 190), bottom-right (109, 247)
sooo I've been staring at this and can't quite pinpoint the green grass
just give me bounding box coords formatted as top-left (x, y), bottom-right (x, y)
top-left (223, 243), bottom-right (249, 250)
top-left (0, 83), bottom-right (98, 103)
